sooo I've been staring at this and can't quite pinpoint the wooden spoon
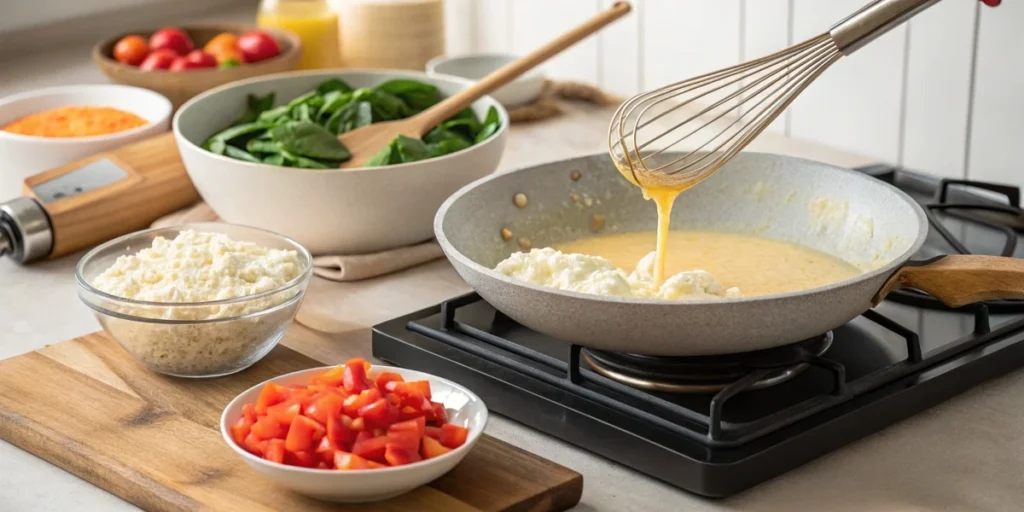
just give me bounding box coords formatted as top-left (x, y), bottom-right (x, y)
top-left (338, 1), bottom-right (632, 168)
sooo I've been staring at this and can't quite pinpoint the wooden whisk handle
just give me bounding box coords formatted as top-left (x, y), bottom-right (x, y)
top-left (413, 1), bottom-right (632, 132)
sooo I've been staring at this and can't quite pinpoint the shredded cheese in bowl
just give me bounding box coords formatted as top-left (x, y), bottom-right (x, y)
top-left (78, 226), bottom-right (312, 378)
top-left (2, 106), bottom-right (148, 138)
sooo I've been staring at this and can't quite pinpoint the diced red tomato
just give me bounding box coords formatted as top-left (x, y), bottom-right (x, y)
top-left (354, 430), bottom-right (374, 445)
top-left (242, 403), bottom-right (258, 424)
top-left (424, 426), bottom-right (442, 440)
top-left (430, 402), bottom-right (448, 424)
top-left (326, 415), bottom-right (356, 448)
top-left (421, 436), bottom-right (453, 459)
top-left (374, 371), bottom-right (404, 390)
top-left (357, 398), bottom-right (391, 427)
top-left (343, 388), bottom-right (381, 416)
top-left (231, 361), bottom-right (472, 471)
top-left (285, 450), bottom-right (316, 468)
top-left (405, 381), bottom-right (432, 400)
top-left (264, 439), bottom-right (286, 464)
top-left (305, 392), bottom-right (344, 424)
top-left (343, 358), bottom-right (371, 393)
top-left (285, 416), bottom-right (326, 453)
top-left (242, 432), bottom-right (267, 456)
top-left (255, 382), bottom-right (290, 414)
top-left (251, 416), bottom-right (285, 440)
top-left (386, 430), bottom-right (421, 453)
top-left (310, 365), bottom-right (346, 386)
top-left (230, 415), bottom-right (254, 445)
top-left (440, 424), bottom-right (469, 449)
top-left (315, 436), bottom-right (338, 462)
top-left (384, 443), bottom-right (422, 466)
top-left (389, 416), bottom-right (426, 438)
top-left (351, 436), bottom-right (388, 462)
top-left (335, 451), bottom-right (385, 470)
top-left (266, 401), bottom-right (301, 426)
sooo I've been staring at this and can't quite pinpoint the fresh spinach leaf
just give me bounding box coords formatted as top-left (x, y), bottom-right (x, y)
top-left (270, 121), bottom-right (351, 161)
top-left (234, 93), bottom-right (275, 125)
top-left (280, 150), bottom-right (331, 169)
top-left (368, 90), bottom-right (408, 121)
top-left (375, 79), bottom-right (440, 112)
top-left (258, 105), bottom-right (291, 123)
top-left (318, 91), bottom-right (352, 120)
top-left (365, 139), bottom-right (402, 167)
top-left (293, 103), bottom-right (313, 123)
top-left (263, 154), bottom-right (286, 166)
top-left (440, 117), bottom-right (482, 140)
top-left (475, 122), bottom-right (499, 144)
top-left (208, 121), bottom-right (276, 144)
top-left (483, 106), bottom-right (500, 127)
top-left (223, 145), bottom-right (262, 163)
top-left (317, 78), bottom-right (354, 95)
top-left (287, 91), bottom-right (318, 108)
top-left (424, 126), bottom-right (470, 145)
top-left (427, 137), bottom-right (471, 158)
top-left (203, 138), bottom-right (227, 155)
top-left (354, 101), bottom-right (373, 129)
top-left (247, 139), bottom-right (282, 154)
top-left (394, 135), bottom-right (430, 162)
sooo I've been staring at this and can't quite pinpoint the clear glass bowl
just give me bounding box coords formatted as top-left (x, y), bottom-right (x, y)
top-left (76, 222), bottom-right (312, 378)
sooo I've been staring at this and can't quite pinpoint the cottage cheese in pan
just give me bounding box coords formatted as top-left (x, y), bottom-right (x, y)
top-left (495, 247), bottom-right (741, 300)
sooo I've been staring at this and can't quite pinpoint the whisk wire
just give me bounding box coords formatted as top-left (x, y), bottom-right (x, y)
top-left (608, 33), bottom-right (842, 188)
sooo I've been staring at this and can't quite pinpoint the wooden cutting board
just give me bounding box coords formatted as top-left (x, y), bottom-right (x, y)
top-left (0, 331), bottom-right (583, 512)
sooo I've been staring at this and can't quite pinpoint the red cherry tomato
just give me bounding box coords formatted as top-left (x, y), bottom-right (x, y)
top-left (237, 30), bottom-right (281, 63)
top-left (138, 49), bottom-right (178, 71)
top-left (149, 27), bottom-right (194, 55)
top-left (184, 50), bottom-right (218, 68)
top-left (113, 35), bottom-right (149, 66)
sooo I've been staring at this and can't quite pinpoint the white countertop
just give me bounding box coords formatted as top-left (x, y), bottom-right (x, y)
top-left (4, 5), bottom-right (1024, 512)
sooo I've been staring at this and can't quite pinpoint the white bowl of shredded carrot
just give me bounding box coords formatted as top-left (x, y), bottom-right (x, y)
top-left (0, 84), bottom-right (172, 197)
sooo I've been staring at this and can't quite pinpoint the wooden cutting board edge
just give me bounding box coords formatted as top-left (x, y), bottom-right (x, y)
top-left (0, 334), bottom-right (583, 512)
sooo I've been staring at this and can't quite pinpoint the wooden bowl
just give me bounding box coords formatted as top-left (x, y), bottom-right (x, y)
top-left (93, 24), bottom-right (302, 109)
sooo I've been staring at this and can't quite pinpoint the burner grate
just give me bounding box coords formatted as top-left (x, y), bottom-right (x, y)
top-left (870, 169), bottom-right (1024, 313)
top-left (402, 293), bottom-right (961, 447)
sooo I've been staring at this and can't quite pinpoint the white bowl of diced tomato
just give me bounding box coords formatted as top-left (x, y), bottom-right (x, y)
top-left (220, 358), bottom-right (487, 502)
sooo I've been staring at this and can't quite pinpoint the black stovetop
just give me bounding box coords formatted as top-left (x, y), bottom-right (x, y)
top-left (371, 164), bottom-right (1024, 498)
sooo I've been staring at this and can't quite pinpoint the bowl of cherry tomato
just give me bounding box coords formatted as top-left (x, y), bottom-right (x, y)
top-left (93, 24), bottom-right (301, 108)
top-left (220, 358), bottom-right (488, 503)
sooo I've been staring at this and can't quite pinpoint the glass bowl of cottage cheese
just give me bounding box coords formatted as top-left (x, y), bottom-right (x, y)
top-left (75, 223), bottom-right (312, 378)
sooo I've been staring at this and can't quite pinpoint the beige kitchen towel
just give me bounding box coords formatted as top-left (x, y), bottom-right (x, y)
top-left (508, 80), bottom-right (622, 123)
top-left (150, 202), bottom-right (444, 282)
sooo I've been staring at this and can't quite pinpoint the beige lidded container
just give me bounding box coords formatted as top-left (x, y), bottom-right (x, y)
top-left (337, 0), bottom-right (446, 70)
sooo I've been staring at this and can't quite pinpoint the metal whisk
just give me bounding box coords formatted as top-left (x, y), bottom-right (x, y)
top-left (609, 0), bottom-right (944, 189)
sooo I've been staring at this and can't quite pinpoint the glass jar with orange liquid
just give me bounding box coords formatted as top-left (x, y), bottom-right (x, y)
top-left (257, 0), bottom-right (342, 70)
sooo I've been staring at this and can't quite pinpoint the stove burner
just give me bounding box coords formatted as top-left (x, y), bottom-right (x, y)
top-left (582, 332), bottom-right (834, 393)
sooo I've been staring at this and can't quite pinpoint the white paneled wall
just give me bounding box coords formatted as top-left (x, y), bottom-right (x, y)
top-left (451, 0), bottom-right (1022, 188)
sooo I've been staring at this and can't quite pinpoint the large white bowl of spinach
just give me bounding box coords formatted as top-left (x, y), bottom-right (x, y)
top-left (173, 70), bottom-right (508, 254)
top-left (201, 76), bottom-right (501, 169)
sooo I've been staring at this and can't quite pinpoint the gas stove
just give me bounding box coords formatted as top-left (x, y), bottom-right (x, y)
top-left (371, 164), bottom-right (1024, 498)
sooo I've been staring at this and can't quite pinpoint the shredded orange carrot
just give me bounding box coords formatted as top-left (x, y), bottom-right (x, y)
top-left (1, 106), bottom-right (148, 138)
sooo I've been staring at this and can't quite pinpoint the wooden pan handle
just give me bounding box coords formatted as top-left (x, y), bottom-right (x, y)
top-left (872, 255), bottom-right (1024, 308)
top-left (412, 1), bottom-right (632, 132)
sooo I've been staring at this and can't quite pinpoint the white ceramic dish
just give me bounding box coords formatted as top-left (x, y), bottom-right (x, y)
top-left (0, 84), bottom-right (171, 198)
top-left (174, 69), bottom-right (509, 255)
top-left (220, 365), bottom-right (488, 503)
top-left (427, 53), bottom-right (546, 107)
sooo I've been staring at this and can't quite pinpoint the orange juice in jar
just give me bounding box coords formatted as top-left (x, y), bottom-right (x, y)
top-left (257, 0), bottom-right (342, 70)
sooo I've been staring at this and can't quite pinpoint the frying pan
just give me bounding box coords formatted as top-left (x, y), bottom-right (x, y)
top-left (434, 152), bottom-right (1024, 356)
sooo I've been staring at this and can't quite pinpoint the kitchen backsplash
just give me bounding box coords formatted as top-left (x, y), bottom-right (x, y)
top-left (445, 0), bottom-right (1023, 189)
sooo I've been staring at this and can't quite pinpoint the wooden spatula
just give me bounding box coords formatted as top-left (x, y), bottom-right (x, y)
top-left (338, 1), bottom-right (632, 168)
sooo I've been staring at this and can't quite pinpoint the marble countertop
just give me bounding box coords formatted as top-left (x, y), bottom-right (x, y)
top-left (4, 4), bottom-right (1024, 512)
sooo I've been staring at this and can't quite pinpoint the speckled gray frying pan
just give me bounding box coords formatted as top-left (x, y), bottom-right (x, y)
top-left (435, 152), bottom-right (1024, 356)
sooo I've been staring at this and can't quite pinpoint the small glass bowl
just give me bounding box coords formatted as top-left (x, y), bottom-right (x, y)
top-left (75, 222), bottom-right (312, 378)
